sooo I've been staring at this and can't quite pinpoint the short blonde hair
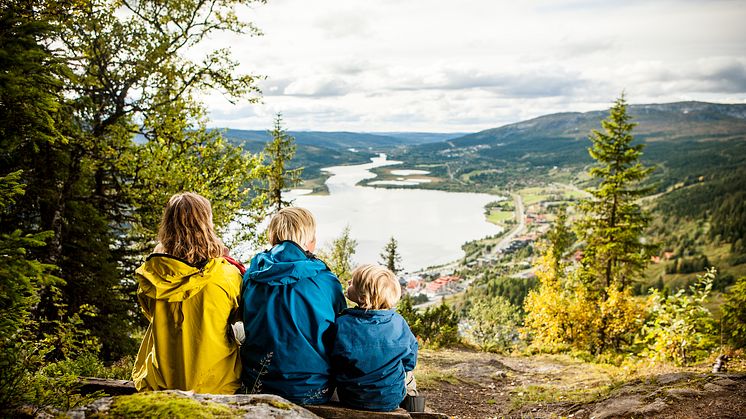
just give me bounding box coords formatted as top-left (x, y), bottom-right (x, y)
top-left (347, 264), bottom-right (401, 310)
top-left (157, 192), bottom-right (224, 265)
top-left (267, 207), bottom-right (316, 247)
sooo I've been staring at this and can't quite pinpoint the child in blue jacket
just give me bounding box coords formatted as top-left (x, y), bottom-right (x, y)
top-left (331, 264), bottom-right (419, 412)
top-left (240, 207), bottom-right (346, 404)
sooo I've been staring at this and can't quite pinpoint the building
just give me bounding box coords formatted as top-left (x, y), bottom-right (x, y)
top-left (424, 275), bottom-right (462, 297)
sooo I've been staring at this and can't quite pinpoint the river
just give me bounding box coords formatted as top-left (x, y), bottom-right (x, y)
top-left (279, 154), bottom-right (503, 272)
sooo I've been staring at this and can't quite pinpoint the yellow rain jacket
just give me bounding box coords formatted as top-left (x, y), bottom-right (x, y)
top-left (132, 254), bottom-right (242, 394)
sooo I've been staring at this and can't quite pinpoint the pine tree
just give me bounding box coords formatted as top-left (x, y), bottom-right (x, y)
top-left (545, 205), bottom-right (574, 278)
top-left (575, 94), bottom-right (655, 291)
top-left (380, 236), bottom-right (403, 274)
top-left (264, 113), bottom-right (302, 213)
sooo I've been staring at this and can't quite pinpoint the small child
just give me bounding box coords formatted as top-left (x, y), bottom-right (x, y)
top-left (240, 207), bottom-right (346, 404)
top-left (332, 264), bottom-right (419, 412)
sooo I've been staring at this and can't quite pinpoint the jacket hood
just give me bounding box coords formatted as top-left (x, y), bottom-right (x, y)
top-left (248, 241), bottom-right (327, 286)
top-left (136, 254), bottom-right (217, 302)
top-left (341, 308), bottom-right (396, 323)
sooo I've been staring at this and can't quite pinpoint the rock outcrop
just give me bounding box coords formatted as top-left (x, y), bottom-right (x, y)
top-left (71, 379), bottom-right (448, 418)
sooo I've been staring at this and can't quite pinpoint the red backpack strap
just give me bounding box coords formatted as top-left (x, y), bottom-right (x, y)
top-left (223, 255), bottom-right (246, 275)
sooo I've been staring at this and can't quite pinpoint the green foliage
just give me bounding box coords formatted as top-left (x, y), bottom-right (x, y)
top-left (664, 255), bottom-right (710, 274)
top-left (1, 0), bottom-right (270, 362)
top-left (721, 276), bottom-right (746, 349)
top-left (397, 295), bottom-right (419, 326)
top-left (0, 175), bottom-right (59, 342)
top-left (0, 329), bottom-right (109, 415)
top-left (317, 225), bottom-right (357, 289)
top-left (262, 113), bottom-right (302, 213)
top-left (0, 0), bottom-right (66, 150)
top-left (398, 297), bottom-right (460, 348)
top-left (464, 295), bottom-right (521, 352)
top-left (458, 272), bottom-right (537, 316)
top-left (545, 205), bottom-right (574, 278)
top-left (642, 268), bottom-right (717, 365)
top-left (380, 236), bottom-right (403, 274)
top-left (575, 94), bottom-right (655, 290)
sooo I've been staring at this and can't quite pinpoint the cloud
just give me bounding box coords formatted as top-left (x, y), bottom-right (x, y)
top-left (314, 12), bottom-right (373, 39)
top-left (615, 58), bottom-right (746, 96)
top-left (202, 0), bottom-right (746, 131)
top-left (695, 59), bottom-right (746, 93)
top-left (558, 37), bottom-right (617, 58)
top-left (281, 76), bottom-right (352, 97)
top-left (390, 67), bottom-right (588, 98)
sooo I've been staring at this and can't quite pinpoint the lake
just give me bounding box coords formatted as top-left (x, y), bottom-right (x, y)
top-left (282, 154), bottom-right (503, 272)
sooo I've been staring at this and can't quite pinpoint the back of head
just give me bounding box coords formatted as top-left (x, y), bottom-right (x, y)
top-left (266, 207), bottom-right (316, 249)
top-left (348, 264), bottom-right (401, 310)
top-left (157, 192), bottom-right (224, 265)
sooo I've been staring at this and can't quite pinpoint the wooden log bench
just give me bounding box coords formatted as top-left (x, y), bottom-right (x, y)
top-left (77, 378), bottom-right (449, 419)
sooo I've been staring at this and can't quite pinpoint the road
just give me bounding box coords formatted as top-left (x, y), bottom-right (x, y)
top-left (491, 193), bottom-right (526, 254)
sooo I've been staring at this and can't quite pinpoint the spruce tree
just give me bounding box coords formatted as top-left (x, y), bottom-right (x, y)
top-left (380, 236), bottom-right (403, 274)
top-left (263, 113), bottom-right (302, 213)
top-left (575, 94), bottom-right (654, 291)
top-left (545, 205), bottom-right (574, 278)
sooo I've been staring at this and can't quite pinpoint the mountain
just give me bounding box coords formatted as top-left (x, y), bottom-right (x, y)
top-left (393, 101), bottom-right (746, 191)
top-left (222, 129), bottom-right (459, 179)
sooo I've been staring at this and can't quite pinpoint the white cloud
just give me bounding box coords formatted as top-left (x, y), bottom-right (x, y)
top-left (199, 0), bottom-right (746, 131)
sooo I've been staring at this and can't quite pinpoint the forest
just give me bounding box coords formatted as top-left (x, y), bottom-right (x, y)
top-left (0, 0), bottom-right (278, 412)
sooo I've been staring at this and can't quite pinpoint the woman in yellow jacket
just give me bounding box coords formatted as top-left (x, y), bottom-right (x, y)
top-left (132, 192), bottom-right (243, 394)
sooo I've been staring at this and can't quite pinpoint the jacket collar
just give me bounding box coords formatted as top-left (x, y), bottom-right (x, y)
top-left (341, 307), bottom-right (396, 320)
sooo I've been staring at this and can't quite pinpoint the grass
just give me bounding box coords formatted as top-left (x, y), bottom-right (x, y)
top-left (487, 210), bottom-right (514, 225)
top-left (509, 383), bottom-right (616, 410)
top-left (518, 187), bottom-right (549, 206)
top-left (518, 185), bottom-right (588, 207)
top-left (414, 364), bottom-right (460, 389)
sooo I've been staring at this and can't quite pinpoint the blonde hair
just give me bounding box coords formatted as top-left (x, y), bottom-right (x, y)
top-left (347, 264), bottom-right (401, 310)
top-left (157, 192), bottom-right (224, 265)
top-left (266, 207), bottom-right (316, 248)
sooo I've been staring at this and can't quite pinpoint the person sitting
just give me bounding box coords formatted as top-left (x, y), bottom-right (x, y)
top-left (331, 264), bottom-right (419, 412)
top-left (132, 192), bottom-right (243, 394)
top-left (240, 207), bottom-right (346, 404)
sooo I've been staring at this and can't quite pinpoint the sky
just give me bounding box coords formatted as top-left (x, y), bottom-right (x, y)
top-left (202, 0), bottom-right (746, 133)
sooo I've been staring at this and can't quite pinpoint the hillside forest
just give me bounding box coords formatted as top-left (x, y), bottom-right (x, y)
top-left (1, 0), bottom-right (745, 416)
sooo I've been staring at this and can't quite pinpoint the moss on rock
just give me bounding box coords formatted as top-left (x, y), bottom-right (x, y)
top-left (268, 400), bottom-right (293, 410)
top-left (103, 392), bottom-right (243, 418)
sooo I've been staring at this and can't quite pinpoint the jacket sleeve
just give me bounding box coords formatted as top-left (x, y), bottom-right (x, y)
top-left (137, 288), bottom-right (154, 321)
top-left (402, 323), bottom-right (419, 372)
top-left (328, 273), bottom-right (348, 314)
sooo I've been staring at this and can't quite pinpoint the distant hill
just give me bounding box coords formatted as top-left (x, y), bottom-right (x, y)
top-left (389, 101), bottom-right (746, 280)
top-left (393, 101), bottom-right (746, 191)
top-left (222, 129), bottom-right (459, 178)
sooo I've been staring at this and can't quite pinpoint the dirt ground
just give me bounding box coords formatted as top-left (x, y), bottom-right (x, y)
top-left (415, 348), bottom-right (746, 418)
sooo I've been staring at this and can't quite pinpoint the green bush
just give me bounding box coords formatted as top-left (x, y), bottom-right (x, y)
top-left (722, 276), bottom-right (746, 349)
top-left (642, 268), bottom-right (717, 365)
top-left (398, 297), bottom-right (460, 348)
top-left (464, 295), bottom-right (521, 352)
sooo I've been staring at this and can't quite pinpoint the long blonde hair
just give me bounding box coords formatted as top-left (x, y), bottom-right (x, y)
top-left (157, 192), bottom-right (224, 265)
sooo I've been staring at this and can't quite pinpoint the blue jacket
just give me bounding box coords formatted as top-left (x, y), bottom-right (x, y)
top-left (331, 308), bottom-right (418, 412)
top-left (240, 241), bottom-right (346, 404)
